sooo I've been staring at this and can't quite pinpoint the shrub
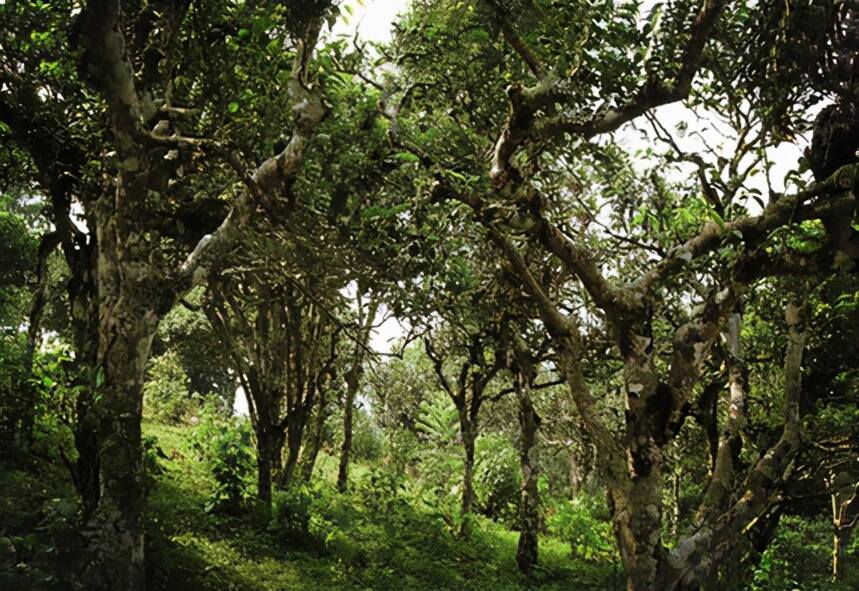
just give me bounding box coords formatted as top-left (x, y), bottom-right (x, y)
top-left (142, 434), bottom-right (167, 494)
top-left (381, 427), bottom-right (420, 476)
top-left (143, 351), bottom-right (198, 424)
top-left (474, 433), bottom-right (521, 525)
top-left (19, 343), bottom-right (84, 457)
top-left (415, 392), bottom-right (458, 443)
top-left (271, 484), bottom-right (316, 546)
top-left (351, 407), bottom-right (383, 462)
top-left (191, 405), bottom-right (254, 513)
top-left (750, 515), bottom-right (858, 591)
top-left (548, 493), bottom-right (617, 562)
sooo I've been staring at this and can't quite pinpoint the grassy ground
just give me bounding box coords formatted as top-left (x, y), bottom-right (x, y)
top-left (0, 421), bottom-right (620, 590)
top-left (144, 420), bottom-right (620, 591)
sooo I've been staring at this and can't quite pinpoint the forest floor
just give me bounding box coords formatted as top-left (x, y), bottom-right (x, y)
top-left (1, 420), bottom-right (621, 590)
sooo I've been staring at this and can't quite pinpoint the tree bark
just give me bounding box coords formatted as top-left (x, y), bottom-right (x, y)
top-left (70, 293), bottom-right (101, 522)
top-left (337, 371), bottom-right (358, 492)
top-left (833, 527), bottom-right (850, 581)
top-left (460, 413), bottom-right (477, 538)
top-left (255, 424), bottom-right (285, 505)
top-left (82, 215), bottom-right (164, 590)
top-left (280, 412), bottom-right (307, 489)
top-left (516, 377), bottom-right (541, 574)
top-left (698, 311), bottom-right (746, 524)
top-left (661, 302), bottom-right (809, 590)
top-left (568, 452), bottom-right (580, 499)
top-left (832, 481), bottom-right (859, 581)
top-left (611, 453), bottom-right (667, 591)
top-left (301, 391), bottom-right (329, 482)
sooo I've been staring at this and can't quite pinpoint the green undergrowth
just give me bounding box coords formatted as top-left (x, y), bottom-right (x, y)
top-left (144, 420), bottom-right (619, 591)
top-left (0, 447), bottom-right (82, 590)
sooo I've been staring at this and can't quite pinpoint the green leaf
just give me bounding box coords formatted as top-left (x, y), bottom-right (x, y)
top-left (394, 152), bottom-right (420, 163)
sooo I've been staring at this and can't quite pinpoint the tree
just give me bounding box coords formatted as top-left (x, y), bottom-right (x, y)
top-left (387, 0), bottom-right (857, 587)
top-left (1, 1), bottom-right (332, 586)
top-left (206, 232), bottom-right (344, 504)
top-left (337, 289), bottom-right (380, 491)
top-left (423, 319), bottom-right (506, 537)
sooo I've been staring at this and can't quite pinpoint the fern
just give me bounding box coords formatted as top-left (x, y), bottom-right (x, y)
top-left (415, 393), bottom-right (459, 443)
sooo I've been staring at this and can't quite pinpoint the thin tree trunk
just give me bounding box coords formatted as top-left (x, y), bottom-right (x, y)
top-left (337, 296), bottom-right (378, 492)
top-left (832, 481), bottom-right (859, 581)
top-left (569, 451), bottom-right (582, 499)
top-left (337, 372), bottom-right (357, 492)
top-left (302, 393), bottom-right (328, 482)
top-left (255, 425), bottom-right (284, 505)
top-left (17, 232), bottom-right (61, 444)
top-left (833, 528), bottom-right (850, 581)
top-left (71, 304), bottom-right (101, 522)
top-left (516, 376), bottom-right (541, 574)
top-left (280, 415), bottom-right (305, 489)
top-left (460, 415), bottom-right (477, 538)
top-left (75, 408), bottom-right (101, 521)
top-left (258, 441), bottom-right (273, 506)
top-left (698, 312), bottom-right (746, 523)
top-left (661, 302), bottom-right (809, 590)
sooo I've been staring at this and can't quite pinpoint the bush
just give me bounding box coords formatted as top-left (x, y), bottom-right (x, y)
top-left (270, 484), bottom-right (317, 547)
top-left (474, 433), bottom-right (521, 525)
top-left (190, 405), bottom-right (254, 513)
top-left (0, 337), bottom-right (30, 447)
top-left (382, 427), bottom-right (420, 476)
top-left (351, 407), bottom-right (383, 462)
top-left (142, 434), bottom-right (167, 493)
top-left (750, 515), bottom-right (859, 591)
top-left (548, 493), bottom-right (617, 562)
top-left (143, 351), bottom-right (198, 424)
top-left (18, 343), bottom-right (83, 458)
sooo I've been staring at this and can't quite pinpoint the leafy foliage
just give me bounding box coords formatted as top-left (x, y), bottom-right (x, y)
top-left (547, 494), bottom-right (617, 563)
top-left (143, 351), bottom-right (198, 424)
top-left (191, 405), bottom-right (255, 514)
top-left (474, 433), bottom-right (521, 525)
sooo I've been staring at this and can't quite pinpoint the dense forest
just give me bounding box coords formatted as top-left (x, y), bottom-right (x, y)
top-left (1, 0), bottom-right (858, 589)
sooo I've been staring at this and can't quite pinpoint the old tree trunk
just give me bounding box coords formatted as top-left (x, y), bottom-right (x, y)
top-left (70, 1), bottom-right (328, 586)
top-left (515, 376), bottom-right (541, 574)
top-left (83, 208), bottom-right (166, 589)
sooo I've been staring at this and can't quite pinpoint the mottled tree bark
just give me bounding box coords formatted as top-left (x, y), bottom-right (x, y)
top-left (460, 415), bottom-right (477, 537)
top-left (698, 311), bottom-right (746, 524)
top-left (82, 207), bottom-right (166, 590)
top-left (70, 1), bottom-right (329, 585)
top-left (515, 375), bottom-right (541, 574)
top-left (69, 276), bottom-right (101, 522)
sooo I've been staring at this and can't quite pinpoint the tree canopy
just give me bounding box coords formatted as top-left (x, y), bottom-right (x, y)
top-left (1, 0), bottom-right (858, 590)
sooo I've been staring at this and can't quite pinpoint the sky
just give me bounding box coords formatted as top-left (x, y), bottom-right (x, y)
top-left (332, 0), bottom-right (411, 43)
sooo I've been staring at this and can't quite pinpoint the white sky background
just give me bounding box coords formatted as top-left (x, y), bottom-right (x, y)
top-left (331, 0), bottom-right (411, 43)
